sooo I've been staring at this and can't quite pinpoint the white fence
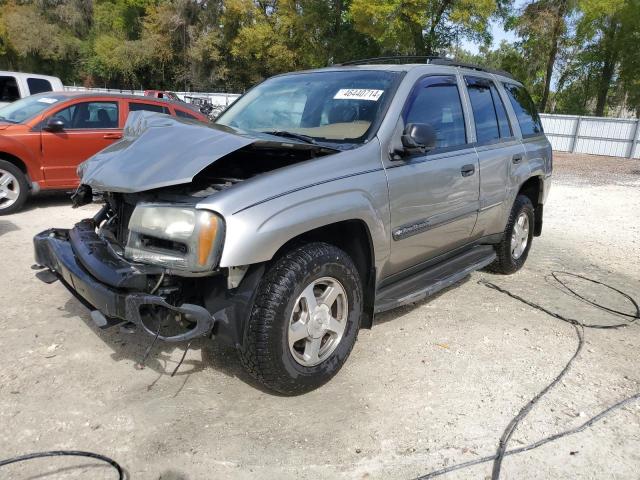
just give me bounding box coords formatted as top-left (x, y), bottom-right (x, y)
top-left (540, 114), bottom-right (640, 159)
top-left (63, 85), bottom-right (241, 107)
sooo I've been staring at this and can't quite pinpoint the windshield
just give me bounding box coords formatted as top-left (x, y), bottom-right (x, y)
top-left (216, 70), bottom-right (401, 145)
top-left (0, 93), bottom-right (67, 123)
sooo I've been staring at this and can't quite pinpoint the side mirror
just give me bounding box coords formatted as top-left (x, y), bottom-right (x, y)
top-left (393, 123), bottom-right (437, 160)
top-left (398, 122), bottom-right (437, 156)
top-left (44, 117), bottom-right (65, 132)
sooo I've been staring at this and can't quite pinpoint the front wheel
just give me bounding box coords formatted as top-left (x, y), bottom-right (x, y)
top-left (0, 160), bottom-right (29, 215)
top-left (487, 194), bottom-right (535, 274)
top-left (239, 242), bottom-right (362, 395)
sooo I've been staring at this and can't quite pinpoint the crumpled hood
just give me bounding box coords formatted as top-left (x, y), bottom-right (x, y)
top-left (78, 111), bottom-right (256, 193)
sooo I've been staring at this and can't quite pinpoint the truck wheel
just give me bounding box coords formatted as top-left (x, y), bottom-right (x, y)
top-left (0, 160), bottom-right (29, 215)
top-left (488, 195), bottom-right (535, 274)
top-left (239, 242), bottom-right (362, 395)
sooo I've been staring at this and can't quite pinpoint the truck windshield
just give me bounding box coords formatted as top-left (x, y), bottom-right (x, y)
top-left (0, 93), bottom-right (66, 123)
top-left (216, 70), bottom-right (401, 145)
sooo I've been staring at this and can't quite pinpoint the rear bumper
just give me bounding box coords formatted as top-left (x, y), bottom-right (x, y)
top-left (33, 227), bottom-right (215, 342)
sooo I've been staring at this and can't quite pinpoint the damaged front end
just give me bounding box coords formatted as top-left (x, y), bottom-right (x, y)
top-left (33, 214), bottom-right (217, 342)
top-left (34, 112), bottom-right (337, 345)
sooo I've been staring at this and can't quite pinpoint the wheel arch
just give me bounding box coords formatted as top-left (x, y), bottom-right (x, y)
top-left (517, 175), bottom-right (544, 236)
top-left (271, 219), bottom-right (376, 329)
top-left (0, 151), bottom-right (28, 175)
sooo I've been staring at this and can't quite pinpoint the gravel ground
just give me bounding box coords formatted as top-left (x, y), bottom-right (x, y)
top-left (0, 152), bottom-right (639, 479)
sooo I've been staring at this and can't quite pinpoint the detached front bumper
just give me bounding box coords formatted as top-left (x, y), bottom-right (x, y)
top-left (33, 224), bottom-right (215, 342)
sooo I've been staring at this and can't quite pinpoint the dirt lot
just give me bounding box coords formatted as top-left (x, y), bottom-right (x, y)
top-left (1, 152), bottom-right (639, 479)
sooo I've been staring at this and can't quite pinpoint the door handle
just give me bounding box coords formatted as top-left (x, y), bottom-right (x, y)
top-left (103, 133), bottom-right (122, 139)
top-left (512, 154), bottom-right (523, 164)
top-left (460, 164), bottom-right (475, 177)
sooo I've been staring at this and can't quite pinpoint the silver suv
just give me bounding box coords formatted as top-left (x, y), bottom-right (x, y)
top-left (34, 58), bottom-right (552, 394)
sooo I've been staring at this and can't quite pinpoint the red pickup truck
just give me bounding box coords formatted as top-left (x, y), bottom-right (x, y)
top-left (0, 92), bottom-right (208, 214)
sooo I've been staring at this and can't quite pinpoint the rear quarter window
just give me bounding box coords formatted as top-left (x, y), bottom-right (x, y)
top-left (503, 83), bottom-right (543, 137)
top-left (27, 78), bottom-right (53, 95)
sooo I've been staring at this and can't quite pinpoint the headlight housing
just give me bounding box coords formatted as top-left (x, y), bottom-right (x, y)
top-left (124, 203), bottom-right (224, 273)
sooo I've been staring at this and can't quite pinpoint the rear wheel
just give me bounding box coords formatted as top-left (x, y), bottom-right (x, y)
top-left (0, 160), bottom-right (29, 215)
top-left (239, 242), bottom-right (362, 395)
top-left (487, 194), bottom-right (534, 274)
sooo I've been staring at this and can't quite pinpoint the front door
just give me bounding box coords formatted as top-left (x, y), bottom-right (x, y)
top-left (386, 75), bottom-right (480, 276)
top-left (41, 100), bottom-right (122, 187)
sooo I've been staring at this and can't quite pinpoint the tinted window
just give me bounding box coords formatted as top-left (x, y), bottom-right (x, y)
top-left (466, 77), bottom-right (513, 143)
top-left (403, 75), bottom-right (466, 149)
top-left (0, 76), bottom-right (20, 102)
top-left (27, 78), bottom-right (52, 95)
top-left (175, 109), bottom-right (199, 120)
top-left (492, 85), bottom-right (512, 138)
top-left (466, 77), bottom-right (499, 143)
top-left (51, 101), bottom-right (118, 129)
top-left (129, 102), bottom-right (169, 114)
top-left (503, 83), bottom-right (543, 137)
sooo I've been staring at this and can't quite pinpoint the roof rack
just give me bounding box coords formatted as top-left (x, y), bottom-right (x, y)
top-left (335, 56), bottom-right (514, 79)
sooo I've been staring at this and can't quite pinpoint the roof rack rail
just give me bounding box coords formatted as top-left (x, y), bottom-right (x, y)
top-left (335, 56), bottom-right (514, 79)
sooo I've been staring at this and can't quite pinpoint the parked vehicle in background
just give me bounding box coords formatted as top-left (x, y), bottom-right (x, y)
top-left (0, 71), bottom-right (63, 107)
top-left (143, 90), bottom-right (182, 102)
top-left (184, 95), bottom-right (225, 121)
top-left (0, 92), bottom-right (208, 214)
top-left (33, 57), bottom-right (552, 394)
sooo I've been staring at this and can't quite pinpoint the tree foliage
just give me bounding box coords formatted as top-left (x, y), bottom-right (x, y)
top-left (0, 0), bottom-right (637, 116)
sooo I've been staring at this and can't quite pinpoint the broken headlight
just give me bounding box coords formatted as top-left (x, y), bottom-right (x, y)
top-left (125, 203), bottom-right (224, 273)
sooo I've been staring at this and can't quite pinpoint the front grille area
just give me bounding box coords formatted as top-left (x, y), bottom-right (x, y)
top-left (114, 197), bottom-right (135, 245)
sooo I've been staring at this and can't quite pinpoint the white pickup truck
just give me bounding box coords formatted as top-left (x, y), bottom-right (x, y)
top-left (0, 71), bottom-right (63, 107)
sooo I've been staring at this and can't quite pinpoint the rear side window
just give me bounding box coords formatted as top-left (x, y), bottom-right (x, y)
top-left (175, 109), bottom-right (199, 120)
top-left (503, 83), bottom-right (543, 137)
top-left (27, 78), bottom-right (53, 95)
top-left (0, 76), bottom-right (20, 102)
top-left (129, 102), bottom-right (169, 114)
top-left (403, 75), bottom-right (466, 149)
top-left (465, 77), bottom-right (512, 144)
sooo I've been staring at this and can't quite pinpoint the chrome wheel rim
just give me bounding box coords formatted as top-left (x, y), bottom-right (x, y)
top-left (0, 168), bottom-right (20, 210)
top-left (511, 212), bottom-right (530, 260)
top-left (288, 276), bottom-right (348, 367)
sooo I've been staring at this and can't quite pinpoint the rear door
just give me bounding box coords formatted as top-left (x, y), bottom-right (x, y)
top-left (462, 75), bottom-right (526, 238)
top-left (385, 74), bottom-right (480, 275)
top-left (40, 100), bottom-right (123, 186)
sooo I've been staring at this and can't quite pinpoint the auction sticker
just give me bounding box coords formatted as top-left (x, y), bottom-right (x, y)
top-left (333, 89), bottom-right (384, 101)
top-left (37, 98), bottom-right (59, 104)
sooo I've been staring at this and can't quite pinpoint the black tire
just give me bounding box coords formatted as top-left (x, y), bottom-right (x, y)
top-left (0, 160), bottom-right (29, 215)
top-left (239, 242), bottom-right (363, 395)
top-left (487, 195), bottom-right (535, 274)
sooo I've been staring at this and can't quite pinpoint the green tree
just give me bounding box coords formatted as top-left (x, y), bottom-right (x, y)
top-left (349, 0), bottom-right (503, 56)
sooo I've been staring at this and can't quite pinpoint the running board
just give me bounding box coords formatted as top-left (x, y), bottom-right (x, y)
top-left (374, 245), bottom-right (496, 313)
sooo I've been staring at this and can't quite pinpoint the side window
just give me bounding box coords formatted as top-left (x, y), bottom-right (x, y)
top-left (503, 83), bottom-right (543, 137)
top-left (51, 101), bottom-right (119, 129)
top-left (403, 75), bottom-right (466, 149)
top-left (465, 76), bottom-right (513, 144)
top-left (129, 102), bottom-right (169, 114)
top-left (0, 76), bottom-right (20, 102)
top-left (175, 109), bottom-right (199, 120)
top-left (27, 78), bottom-right (53, 95)
top-left (491, 84), bottom-right (512, 138)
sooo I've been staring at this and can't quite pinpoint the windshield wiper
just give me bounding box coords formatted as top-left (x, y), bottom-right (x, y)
top-left (0, 116), bottom-right (18, 124)
top-left (262, 130), bottom-right (318, 145)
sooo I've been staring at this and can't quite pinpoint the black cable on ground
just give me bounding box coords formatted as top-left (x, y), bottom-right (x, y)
top-left (0, 450), bottom-right (124, 479)
top-left (414, 271), bottom-right (640, 480)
